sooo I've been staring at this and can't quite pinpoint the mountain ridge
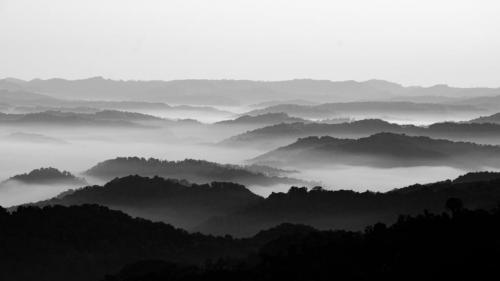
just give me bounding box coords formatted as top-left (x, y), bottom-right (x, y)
top-left (4, 77), bottom-right (500, 105)
top-left (221, 119), bottom-right (500, 149)
top-left (1, 167), bottom-right (87, 186)
top-left (84, 156), bottom-right (308, 187)
top-left (249, 132), bottom-right (500, 169)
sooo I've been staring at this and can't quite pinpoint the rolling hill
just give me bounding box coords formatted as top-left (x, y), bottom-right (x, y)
top-left (469, 112), bottom-right (500, 124)
top-left (0, 110), bottom-right (164, 127)
top-left (215, 112), bottom-right (308, 126)
top-left (25, 171), bottom-right (500, 238)
top-left (249, 133), bottom-right (500, 169)
top-left (221, 119), bottom-right (500, 149)
top-left (84, 157), bottom-right (308, 187)
top-left (33, 175), bottom-right (262, 229)
top-left (1, 167), bottom-right (87, 187)
top-left (197, 174), bottom-right (500, 236)
top-left (243, 101), bottom-right (481, 119)
top-left (0, 204), bottom-right (263, 281)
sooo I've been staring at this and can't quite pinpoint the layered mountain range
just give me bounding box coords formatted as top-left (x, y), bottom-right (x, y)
top-left (222, 119), bottom-right (500, 149)
top-left (17, 171), bottom-right (500, 237)
top-left (249, 133), bottom-right (500, 169)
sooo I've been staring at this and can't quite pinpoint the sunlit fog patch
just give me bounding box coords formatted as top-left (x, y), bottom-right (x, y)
top-left (0, 180), bottom-right (83, 207)
top-left (248, 183), bottom-right (297, 197)
top-left (142, 108), bottom-right (237, 124)
top-left (0, 136), bottom-right (263, 182)
top-left (244, 165), bottom-right (475, 197)
top-left (348, 113), bottom-right (480, 126)
top-left (295, 165), bottom-right (468, 193)
top-left (382, 117), bottom-right (473, 126)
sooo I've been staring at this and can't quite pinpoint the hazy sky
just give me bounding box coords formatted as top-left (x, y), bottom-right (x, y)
top-left (1, 0), bottom-right (499, 87)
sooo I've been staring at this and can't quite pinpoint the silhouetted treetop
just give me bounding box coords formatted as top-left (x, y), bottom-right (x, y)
top-left (452, 171), bottom-right (500, 183)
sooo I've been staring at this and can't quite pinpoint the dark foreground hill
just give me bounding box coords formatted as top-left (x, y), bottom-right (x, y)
top-left (0, 204), bottom-right (260, 281)
top-left (250, 133), bottom-right (500, 169)
top-left (2, 203), bottom-right (500, 281)
top-left (452, 171), bottom-right (500, 183)
top-left (104, 206), bottom-right (500, 281)
top-left (34, 175), bottom-right (262, 229)
top-left (84, 157), bottom-right (307, 187)
top-left (197, 175), bottom-right (500, 236)
top-left (27, 172), bottom-right (500, 237)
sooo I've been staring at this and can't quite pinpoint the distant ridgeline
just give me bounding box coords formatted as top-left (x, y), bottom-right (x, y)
top-left (214, 112), bottom-right (309, 126)
top-left (0, 88), bottom-right (231, 115)
top-left (242, 101), bottom-right (481, 119)
top-left (24, 171), bottom-right (500, 237)
top-left (0, 110), bottom-right (165, 127)
top-left (3, 77), bottom-right (500, 106)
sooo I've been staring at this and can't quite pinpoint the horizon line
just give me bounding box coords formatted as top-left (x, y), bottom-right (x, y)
top-left (2, 76), bottom-right (500, 89)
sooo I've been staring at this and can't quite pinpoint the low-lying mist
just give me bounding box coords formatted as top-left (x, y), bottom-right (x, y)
top-left (1, 129), bottom-right (490, 206)
top-left (0, 180), bottom-right (81, 207)
top-left (3, 103), bottom-right (500, 207)
top-left (297, 165), bottom-right (468, 192)
top-left (0, 134), bottom-right (263, 206)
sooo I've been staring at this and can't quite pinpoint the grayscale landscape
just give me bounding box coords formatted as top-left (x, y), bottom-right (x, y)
top-left (2, 1), bottom-right (500, 280)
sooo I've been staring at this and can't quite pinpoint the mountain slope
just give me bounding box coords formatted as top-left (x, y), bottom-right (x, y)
top-left (243, 101), bottom-right (481, 119)
top-left (1, 167), bottom-right (87, 187)
top-left (215, 112), bottom-right (308, 126)
top-left (0, 110), bottom-right (163, 127)
top-left (84, 157), bottom-right (307, 187)
top-left (33, 175), bottom-right (263, 229)
top-left (469, 112), bottom-right (500, 124)
top-left (197, 174), bottom-right (500, 236)
top-left (452, 171), bottom-right (500, 183)
top-left (24, 171), bottom-right (500, 238)
top-left (3, 202), bottom-right (500, 281)
top-left (104, 207), bottom-right (500, 281)
top-left (221, 119), bottom-right (500, 149)
top-left (0, 204), bottom-right (262, 281)
top-left (250, 133), bottom-right (500, 168)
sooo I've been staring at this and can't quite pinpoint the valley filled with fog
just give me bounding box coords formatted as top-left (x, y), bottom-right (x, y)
top-left (5, 1), bottom-right (500, 280)
top-left (3, 78), bottom-right (500, 207)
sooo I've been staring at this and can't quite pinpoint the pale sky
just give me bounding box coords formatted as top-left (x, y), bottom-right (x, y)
top-left (1, 0), bottom-right (499, 87)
